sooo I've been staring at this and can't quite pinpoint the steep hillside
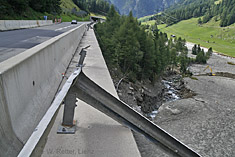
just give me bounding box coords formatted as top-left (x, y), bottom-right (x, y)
top-left (60, 0), bottom-right (80, 14)
top-left (142, 17), bottom-right (235, 57)
top-left (152, 0), bottom-right (235, 27)
top-left (0, 0), bottom-right (61, 20)
top-left (0, 0), bottom-right (110, 21)
top-left (109, 0), bottom-right (180, 17)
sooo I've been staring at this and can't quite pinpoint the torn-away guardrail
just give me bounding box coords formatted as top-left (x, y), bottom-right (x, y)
top-left (19, 69), bottom-right (201, 157)
top-left (71, 70), bottom-right (201, 157)
top-left (19, 51), bottom-right (201, 157)
top-left (55, 45), bottom-right (201, 156)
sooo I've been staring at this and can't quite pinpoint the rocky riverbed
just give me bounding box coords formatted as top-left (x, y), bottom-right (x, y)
top-left (111, 69), bottom-right (191, 120)
top-left (110, 68), bottom-right (195, 157)
top-left (110, 48), bottom-right (235, 156)
top-left (154, 52), bottom-right (235, 156)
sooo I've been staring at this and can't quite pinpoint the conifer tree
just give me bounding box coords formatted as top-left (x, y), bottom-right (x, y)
top-left (192, 44), bottom-right (197, 55)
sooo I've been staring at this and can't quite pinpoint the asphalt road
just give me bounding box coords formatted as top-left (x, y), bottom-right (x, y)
top-left (0, 22), bottom-right (84, 62)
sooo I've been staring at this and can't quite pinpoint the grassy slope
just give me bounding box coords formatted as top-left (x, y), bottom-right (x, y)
top-left (0, 7), bottom-right (53, 20)
top-left (142, 18), bottom-right (235, 57)
top-left (60, 0), bottom-right (80, 11)
top-left (1, 0), bottom-right (106, 22)
top-left (141, 20), bottom-right (156, 25)
top-left (60, 14), bottom-right (90, 22)
top-left (60, 0), bottom-right (90, 22)
top-left (138, 15), bottom-right (155, 22)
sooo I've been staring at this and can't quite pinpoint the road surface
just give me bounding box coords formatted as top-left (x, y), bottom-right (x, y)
top-left (0, 22), bottom-right (84, 62)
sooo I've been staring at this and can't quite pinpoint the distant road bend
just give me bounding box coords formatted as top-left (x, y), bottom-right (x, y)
top-left (0, 22), bottom-right (83, 62)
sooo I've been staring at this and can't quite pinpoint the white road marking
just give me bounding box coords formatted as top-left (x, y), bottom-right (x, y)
top-left (55, 25), bottom-right (76, 31)
top-left (55, 28), bottom-right (63, 31)
top-left (21, 36), bottom-right (51, 43)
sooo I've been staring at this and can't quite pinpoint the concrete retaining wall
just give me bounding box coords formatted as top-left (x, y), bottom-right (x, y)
top-left (0, 20), bottom-right (53, 31)
top-left (0, 24), bottom-right (86, 156)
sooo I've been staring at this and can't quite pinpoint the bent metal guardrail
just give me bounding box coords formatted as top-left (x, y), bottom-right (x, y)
top-left (69, 70), bottom-right (201, 157)
top-left (19, 48), bottom-right (201, 157)
top-left (59, 50), bottom-right (200, 156)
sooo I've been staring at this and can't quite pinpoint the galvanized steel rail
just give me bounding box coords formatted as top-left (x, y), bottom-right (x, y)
top-left (71, 71), bottom-right (201, 157)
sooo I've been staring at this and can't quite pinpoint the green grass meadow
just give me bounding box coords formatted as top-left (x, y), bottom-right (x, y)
top-left (141, 20), bottom-right (156, 25)
top-left (142, 18), bottom-right (235, 57)
top-left (138, 15), bottom-right (155, 22)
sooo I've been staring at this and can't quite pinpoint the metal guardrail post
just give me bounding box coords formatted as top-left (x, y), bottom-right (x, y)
top-left (57, 46), bottom-right (89, 134)
top-left (87, 22), bottom-right (94, 31)
top-left (57, 88), bottom-right (77, 134)
top-left (62, 89), bottom-right (77, 126)
top-left (77, 45), bottom-right (90, 67)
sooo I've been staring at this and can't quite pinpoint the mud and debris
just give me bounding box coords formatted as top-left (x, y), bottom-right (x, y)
top-left (109, 68), bottom-right (196, 157)
top-left (110, 68), bottom-right (192, 119)
top-left (153, 51), bottom-right (235, 156)
top-left (109, 42), bottom-right (235, 156)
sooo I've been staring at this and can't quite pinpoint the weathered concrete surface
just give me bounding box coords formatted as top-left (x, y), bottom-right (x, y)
top-left (40, 28), bottom-right (141, 157)
top-left (0, 20), bottom-right (53, 31)
top-left (0, 24), bottom-right (86, 156)
top-left (154, 53), bottom-right (235, 157)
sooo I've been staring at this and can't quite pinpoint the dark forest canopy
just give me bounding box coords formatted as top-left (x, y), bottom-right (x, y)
top-left (73, 0), bottom-right (111, 15)
top-left (95, 6), bottom-right (193, 82)
top-left (0, 0), bottom-right (62, 17)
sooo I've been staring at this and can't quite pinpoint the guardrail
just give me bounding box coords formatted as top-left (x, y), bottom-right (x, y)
top-left (19, 50), bottom-right (200, 157)
top-left (72, 71), bottom-right (201, 157)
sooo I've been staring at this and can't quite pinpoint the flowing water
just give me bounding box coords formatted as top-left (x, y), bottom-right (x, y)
top-left (147, 79), bottom-right (180, 120)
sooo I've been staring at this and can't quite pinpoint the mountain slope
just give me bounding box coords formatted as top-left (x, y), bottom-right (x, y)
top-left (159, 18), bottom-right (235, 57)
top-left (140, 0), bottom-right (235, 56)
top-left (152, 0), bottom-right (235, 27)
top-left (109, 0), bottom-right (180, 17)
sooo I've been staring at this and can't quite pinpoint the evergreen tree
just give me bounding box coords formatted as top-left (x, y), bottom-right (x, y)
top-left (95, 7), bottom-right (194, 82)
top-left (198, 18), bottom-right (202, 25)
top-left (192, 44), bottom-right (197, 55)
top-left (197, 44), bottom-right (201, 54)
top-left (8, 0), bottom-right (29, 13)
top-left (115, 12), bottom-right (142, 76)
top-left (196, 49), bottom-right (207, 64)
top-left (179, 55), bottom-right (188, 73)
top-left (169, 47), bottom-right (177, 71)
top-left (206, 47), bottom-right (213, 59)
top-left (140, 33), bottom-right (155, 80)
